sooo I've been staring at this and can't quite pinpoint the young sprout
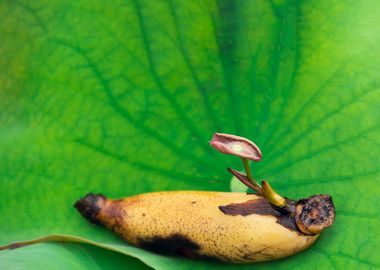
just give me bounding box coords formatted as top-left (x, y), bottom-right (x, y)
top-left (261, 180), bottom-right (286, 208)
top-left (210, 133), bottom-right (287, 209)
top-left (209, 133), bottom-right (263, 191)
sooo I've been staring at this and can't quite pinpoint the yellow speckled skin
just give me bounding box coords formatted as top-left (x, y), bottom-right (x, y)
top-left (95, 191), bottom-right (318, 263)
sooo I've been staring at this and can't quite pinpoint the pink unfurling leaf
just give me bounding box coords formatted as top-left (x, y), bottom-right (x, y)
top-left (209, 133), bottom-right (262, 161)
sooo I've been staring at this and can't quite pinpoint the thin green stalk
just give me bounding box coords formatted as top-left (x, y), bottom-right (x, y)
top-left (241, 158), bottom-right (261, 189)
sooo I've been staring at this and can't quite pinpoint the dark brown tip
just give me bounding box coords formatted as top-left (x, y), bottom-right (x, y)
top-left (295, 194), bottom-right (336, 235)
top-left (74, 193), bottom-right (106, 225)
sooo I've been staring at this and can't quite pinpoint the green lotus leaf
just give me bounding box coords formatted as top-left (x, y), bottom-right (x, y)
top-left (1, 0), bottom-right (379, 269)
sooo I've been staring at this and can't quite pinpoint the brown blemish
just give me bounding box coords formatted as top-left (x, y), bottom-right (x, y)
top-left (198, 254), bottom-right (225, 262)
top-left (138, 234), bottom-right (200, 256)
top-left (100, 199), bottom-right (127, 234)
top-left (101, 199), bottom-right (123, 220)
top-left (74, 193), bottom-right (106, 225)
top-left (74, 194), bottom-right (129, 237)
top-left (219, 197), bottom-right (300, 233)
top-left (137, 234), bottom-right (228, 262)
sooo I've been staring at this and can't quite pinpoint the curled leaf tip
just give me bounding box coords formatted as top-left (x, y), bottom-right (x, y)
top-left (227, 168), bottom-right (262, 194)
top-left (210, 133), bottom-right (262, 161)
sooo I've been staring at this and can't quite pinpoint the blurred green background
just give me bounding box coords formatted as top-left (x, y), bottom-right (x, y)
top-left (1, 0), bottom-right (380, 269)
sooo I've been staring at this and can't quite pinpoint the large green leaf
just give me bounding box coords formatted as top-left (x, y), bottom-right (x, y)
top-left (1, 0), bottom-right (380, 269)
top-left (0, 242), bottom-right (151, 269)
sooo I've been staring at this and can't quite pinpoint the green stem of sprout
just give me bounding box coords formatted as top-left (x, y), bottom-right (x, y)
top-left (240, 158), bottom-right (286, 207)
top-left (241, 158), bottom-right (261, 190)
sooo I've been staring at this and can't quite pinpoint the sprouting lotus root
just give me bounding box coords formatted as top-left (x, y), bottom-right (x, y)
top-left (75, 133), bottom-right (335, 263)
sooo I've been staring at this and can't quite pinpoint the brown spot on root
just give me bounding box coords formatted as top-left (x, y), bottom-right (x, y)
top-left (138, 234), bottom-right (225, 261)
top-left (198, 254), bottom-right (226, 262)
top-left (219, 198), bottom-right (300, 233)
top-left (138, 234), bottom-right (200, 256)
top-left (101, 199), bottom-right (127, 233)
top-left (74, 193), bottom-right (106, 225)
top-left (295, 194), bottom-right (335, 235)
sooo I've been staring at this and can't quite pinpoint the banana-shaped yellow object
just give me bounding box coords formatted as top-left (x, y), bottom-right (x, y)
top-left (75, 191), bottom-right (335, 263)
top-left (75, 133), bottom-right (335, 263)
